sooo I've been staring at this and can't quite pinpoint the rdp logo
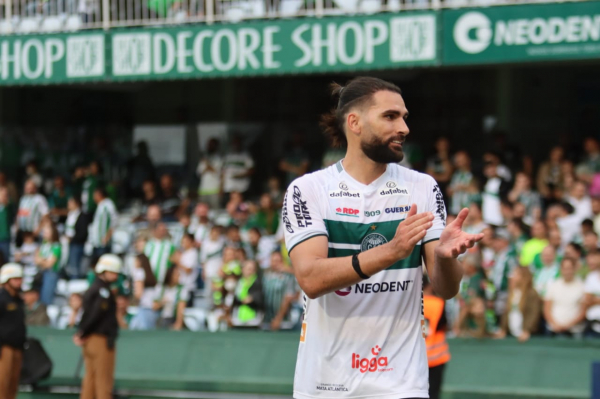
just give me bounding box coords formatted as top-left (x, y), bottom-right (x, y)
top-left (335, 287), bottom-right (352, 297)
top-left (335, 207), bottom-right (360, 217)
top-left (351, 345), bottom-right (388, 373)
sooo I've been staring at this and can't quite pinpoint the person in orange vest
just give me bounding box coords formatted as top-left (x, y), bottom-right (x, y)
top-left (423, 277), bottom-right (451, 399)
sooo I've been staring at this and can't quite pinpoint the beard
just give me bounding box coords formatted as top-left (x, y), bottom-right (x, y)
top-left (361, 133), bottom-right (404, 164)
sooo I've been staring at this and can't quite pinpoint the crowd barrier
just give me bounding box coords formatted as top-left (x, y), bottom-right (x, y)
top-left (18, 327), bottom-right (599, 399)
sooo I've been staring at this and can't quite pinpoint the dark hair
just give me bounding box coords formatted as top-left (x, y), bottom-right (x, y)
top-left (566, 242), bottom-right (583, 255)
top-left (94, 185), bottom-right (108, 198)
top-left (582, 218), bottom-right (594, 229)
top-left (137, 254), bottom-right (157, 288)
top-left (183, 233), bottom-right (195, 242)
top-left (164, 266), bottom-right (177, 286)
top-left (69, 196), bottom-right (82, 207)
top-left (320, 77), bottom-right (402, 148)
top-left (509, 218), bottom-right (529, 234)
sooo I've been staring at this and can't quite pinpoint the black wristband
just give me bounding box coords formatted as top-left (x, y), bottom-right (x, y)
top-left (352, 253), bottom-right (370, 279)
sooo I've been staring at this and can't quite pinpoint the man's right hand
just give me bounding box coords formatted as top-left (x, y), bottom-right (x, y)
top-left (389, 204), bottom-right (433, 261)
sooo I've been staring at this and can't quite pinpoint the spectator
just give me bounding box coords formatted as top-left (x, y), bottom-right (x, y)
top-left (483, 151), bottom-right (512, 182)
top-left (519, 221), bottom-right (548, 266)
top-left (48, 176), bottom-right (70, 224)
top-left (482, 163), bottom-right (509, 227)
top-left (455, 254), bottom-right (487, 338)
top-left (81, 161), bottom-right (101, 215)
top-left (506, 218), bottom-right (529, 256)
top-left (447, 151), bottom-right (478, 216)
top-left (191, 203), bottom-right (211, 244)
top-left (0, 187), bottom-right (14, 262)
top-left (550, 202), bottom-right (580, 246)
top-left (136, 204), bottom-right (164, 241)
top-left (159, 173), bottom-right (181, 220)
top-left (116, 293), bottom-right (132, 330)
top-left (244, 227), bottom-right (277, 270)
top-left (14, 232), bottom-right (38, 290)
top-left (222, 136), bottom-right (254, 199)
top-left (225, 225), bottom-right (243, 249)
top-left (566, 180), bottom-right (593, 223)
top-left (23, 286), bottom-right (50, 327)
top-left (201, 225), bottom-right (225, 302)
top-left (426, 137), bottom-right (453, 200)
top-left (544, 257), bottom-right (586, 337)
top-left (576, 137), bottom-right (600, 183)
top-left (536, 146), bottom-right (565, 206)
top-left (508, 172), bottom-right (541, 226)
top-left (35, 221), bottom-right (62, 306)
top-left (212, 246), bottom-right (241, 309)
top-left (266, 177), bottom-right (284, 208)
top-left (279, 133), bottom-right (310, 187)
top-left (463, 202), bottom-right (488, 236)
top-left (583, 231), bottom-right (599, 256)
top-left (263, 251), bottom-right (297, 331)
top-left (232, 260), bottom-right (264, 327)
top-left (532, 245), bottom-right (559, 298)
top-left (67, 293), bottom-right (84, 328)
top-left (496, 267), bottom-right (540, 342)
top-left (173, 233), bottom-right (199, 300)
top-left (128, 141), bottom-right (156, 198)
top-left (16, 179), bottom-right (49, 238)
top-left (196, 138), bottom-right (223, 210)
top-left (0, 171), bottom-right (19, 204)
top-left (25, 160), bottom-right (43, 189)
top-left (592, 197), bottom-right (600, 236)
top-left (65, 197), bottom-right (88, 279)
top-left (247, 193), bottom-right (279, 236)
top-left (490, 230), bottom-right (518, 316)
top-left (171, 212), bottom-right (191, 249)
top-left (130, 237), bottom-right (159, 331)
top-left (89, 187), bottom-right (118, 259)
top-left (154, 266), bottom-right (188, 330)
top-left (583, 251), bottom-right (600, 337)
top-left (145, 223), bottom-right (176, 286)
top-left (141, 179), bottom-right (161, 209)
top-left (321, 145), bottom-right (346, 169)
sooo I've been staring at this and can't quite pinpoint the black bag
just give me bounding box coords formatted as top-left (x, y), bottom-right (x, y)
top-left (20, 338), bottom-right (53, 385)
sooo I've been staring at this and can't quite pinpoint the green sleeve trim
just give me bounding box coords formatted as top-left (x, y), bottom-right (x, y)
top-left (288, 233), bottom-right (329, 255)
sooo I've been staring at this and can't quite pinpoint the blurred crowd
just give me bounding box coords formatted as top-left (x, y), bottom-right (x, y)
top-left (1, 133), bottom-right (600, 340)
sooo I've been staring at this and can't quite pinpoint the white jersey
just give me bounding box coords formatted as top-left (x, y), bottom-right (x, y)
top-left (283, 161), bottom-right (446, 399)
top-left (17, 194), bottom-right (49, 232)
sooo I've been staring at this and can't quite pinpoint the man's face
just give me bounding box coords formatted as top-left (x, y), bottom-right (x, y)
top-left (24, 180), bottom-right (36, 195)
top-left (93, 190), bottom-right (102, 204)
top-left (541, 246), bottom-right (556, 265)
top-left (561, 261), bottom-right (576, 281)
top-left (195, 203), bottom-right (209, 219)
top-left (23, 290), bottom-right (39, 306)
top-left (147, 205), bottom-right (162, 223)
top-left (104, 271), bottom-right (119, 283)
top-left (155, 223), bottom-right (168, 239)
top-left (356, 91), bottom-right (409, 164)
top-left (54, 177), bottom-right (64, 190)
top-left (8, 278), bottom-right (22, 292)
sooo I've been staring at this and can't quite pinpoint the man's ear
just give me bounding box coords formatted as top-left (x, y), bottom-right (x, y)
top-left (347, 111), bottom-right (361, 138)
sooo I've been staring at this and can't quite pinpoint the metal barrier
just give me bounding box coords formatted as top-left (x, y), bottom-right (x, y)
top-left (0, 0), bottom-right (591, 34)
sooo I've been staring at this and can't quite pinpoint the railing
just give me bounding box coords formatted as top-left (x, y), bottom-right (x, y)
top-left (0, 0), bottom-right (587, 34)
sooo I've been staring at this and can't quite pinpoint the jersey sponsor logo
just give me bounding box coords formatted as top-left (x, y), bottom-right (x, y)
top-left (293, 186), bottom-right (312, 228)
top-left (300, 322), bottom-right (307, 343)
top-left (432, 184), bottom-right (446, 226)
top-left (335, 207), bottom-right (359, 217)
top-left (385, 205), bottom-right (411, 214)
top-left (386, 181), bottom-right (397, 188)
top-left (379, 187), bottom-right (410, 196)
top-left (361, 232), bottom-right (388, 251)
top-left (364, 210), bottom-right (381, 217)
top-left (316, 383), bottom-right (349, 392)
top-left (282, 191), bottom-right (294, 233)
top-left (339, 182), bottom-right (349, 191)
top-left (329, 190), bottom-right (361, 199)
top-left (334, 280), bottom-right (414, 296)
top-left (351, 345), bottom-right (391, 373)
top-left (335, 286), bottom-right (352, 296)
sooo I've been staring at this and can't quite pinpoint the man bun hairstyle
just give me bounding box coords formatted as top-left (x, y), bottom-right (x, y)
top-left (320, 76), bottom-right (402, 148)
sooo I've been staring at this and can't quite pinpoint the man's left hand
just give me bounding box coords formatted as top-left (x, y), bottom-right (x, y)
top-left (435, 208), bottom-right (484, 259)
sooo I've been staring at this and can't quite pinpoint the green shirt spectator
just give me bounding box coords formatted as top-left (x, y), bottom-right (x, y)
top-left (39, 241), bottom-right (62, 272)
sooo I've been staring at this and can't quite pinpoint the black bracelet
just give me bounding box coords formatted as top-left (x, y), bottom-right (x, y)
top-left (352, 253), bottom-right (370, 279)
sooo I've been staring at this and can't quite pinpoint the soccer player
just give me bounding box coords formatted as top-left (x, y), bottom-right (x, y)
top-left (282, 77), bottom-right (483, 399)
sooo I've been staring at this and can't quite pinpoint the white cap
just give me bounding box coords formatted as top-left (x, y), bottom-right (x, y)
top-left (95, 254), bottom-right (123, 275)
top-left (1, 263), bottom-right (23, 284)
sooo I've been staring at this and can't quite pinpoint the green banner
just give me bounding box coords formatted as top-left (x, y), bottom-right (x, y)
top-left (443, 1), bottom-right (600, 65)
top-left (0, 33), bottom-right (105, 84)
top-left (109, 13), bottom-right (438, 81)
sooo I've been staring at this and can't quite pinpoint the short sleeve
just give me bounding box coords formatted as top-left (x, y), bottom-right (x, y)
top-left (544, 281), bottom-right (557, 301)
top-left (133, 268), bottom-right (145, 282)
top-left (423, 176), bottom-right (447, 244)
top-left (245, 153), bottom-right (255, 169)
top-left (282, 177), bottom-right (328, 254)
top-left (38, 196), bottom-right (49, 215)
top-left (584, 274), bottom-right (598, 294)
top-left (180, 288), bottom-right (190, 302)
